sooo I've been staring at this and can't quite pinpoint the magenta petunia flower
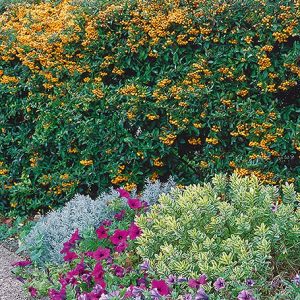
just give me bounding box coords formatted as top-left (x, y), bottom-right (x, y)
top-left (96, 279), bottom-right (106, 289)
top-left (127, 198), bottom-right (143, 210)
top-left (67, 276), bottom-right (78, 286)
top-left (61, 229), bottom-right (80, 255)
top-left (237, 290), bottom-right (256, 300)
top-left (58, 276), bottom-right (68, 288)
top-left (28, 286), bottom-right (37, 297)
top-left (113, 265), bottom-right (125, 277)
top-left (92, 262), bottom-right (104, 277)
top-left (188, 274), bottom-right (207, 289)
top-left (110, 229), bottom-right (128, 245)
top-left (128, 222), bottom-right (142, 240)
top-left (48, 287), bottom-right (66, 300)
top-left (124, 285), bottom-right (134, 298)
top-left (85, 251), bottom-right (95, 258)
top-left (213, 277), bottom-right (226, 291)
top-left (63, 251), bottom-right (78, 262)
top-left (117, 188), bottom-right (131, 199)
top-left (60, 241), bottom-right (72, 254)
top-left (12, 260), bottom-right (31, 267)
top-left (68, 259), bottom-right (85, 277)
top-left (115, 241), bottom-right (128, 253)
top-left (91, 263), bottom-right (106, 286)
top-left (69, 228), bottom-right (80, 244)
top-left (102, 219), bottom-right (112, 227)
top-left (96, 225), bottom-right (109, 240)
top-left (93, 247), bottom-right (110, 260)
top-left (114, 209), bottom-right (126, 220)
top-left (151, 279), bottom-right (170, 296)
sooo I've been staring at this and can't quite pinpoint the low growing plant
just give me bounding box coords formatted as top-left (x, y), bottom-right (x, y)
top-left (14, 191), bottom-right (162, 299)
top-left (13, 175), bottom-right (300, 299)
top-left (22, 192), bottom-right (121, 265)
top-left (22, 178), bottom-right (176, 265)
top-left (0, 215), bottom-right (33, 241)
top-left (136, 174), bottom-right (300, 298)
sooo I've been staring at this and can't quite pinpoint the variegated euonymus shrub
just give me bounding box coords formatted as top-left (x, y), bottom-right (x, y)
top-left (136, 174), bottom-right (300, 296)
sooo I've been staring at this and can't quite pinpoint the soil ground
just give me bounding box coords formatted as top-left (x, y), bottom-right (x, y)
top-left (0, 244), bottom-right (27, 300)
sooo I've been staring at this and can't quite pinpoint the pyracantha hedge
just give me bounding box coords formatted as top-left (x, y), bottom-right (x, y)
top-left (0, 0), bottom-right (299, 214)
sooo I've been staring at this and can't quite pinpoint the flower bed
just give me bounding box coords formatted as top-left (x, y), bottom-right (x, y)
top-left (13, 175), bottom-right (300, 299)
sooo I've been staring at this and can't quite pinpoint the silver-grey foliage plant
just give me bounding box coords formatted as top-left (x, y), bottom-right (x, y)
top-left (132, 176), bottom-right (176, 205)
top-left (23, 177), bottom-right (176, 265)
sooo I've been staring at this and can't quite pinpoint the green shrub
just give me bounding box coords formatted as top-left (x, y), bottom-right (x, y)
top-left (136, 174), bottom-right (300, 298)
top-left (0, 215), bottom-right (33, 241)
top-left (0, 0), bottom-right (299, 215)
